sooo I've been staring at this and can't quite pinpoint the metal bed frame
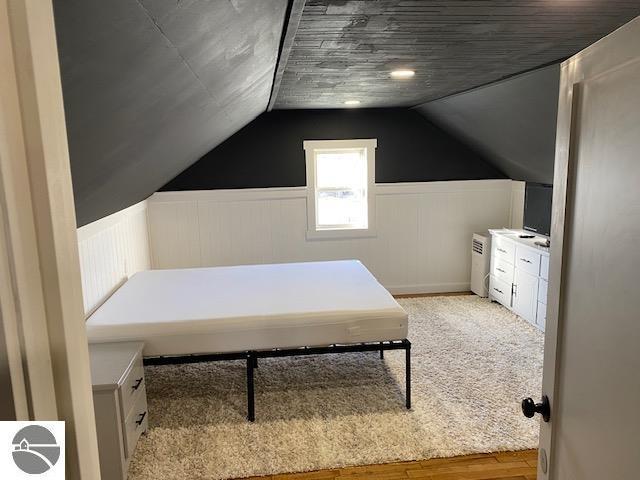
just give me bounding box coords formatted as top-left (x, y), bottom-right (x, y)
top-left (143, 339), bottom-right (412, 421)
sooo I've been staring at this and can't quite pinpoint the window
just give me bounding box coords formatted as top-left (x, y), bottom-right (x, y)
top-left (304, 139), bottom-right (376, 239)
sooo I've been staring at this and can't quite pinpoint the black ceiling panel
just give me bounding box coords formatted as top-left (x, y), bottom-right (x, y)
top-left (274, 0), bottom-right (640, 108)
top-left (54, 0), bottom-right (287, 226)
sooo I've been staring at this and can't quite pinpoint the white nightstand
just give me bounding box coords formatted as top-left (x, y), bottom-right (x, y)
top-left (89, 342), bottom-right (148, 480)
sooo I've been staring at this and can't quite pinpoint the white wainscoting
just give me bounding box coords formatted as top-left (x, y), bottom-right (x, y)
top-left (77, 201), bottom-right (151, 315)
top-left (147, 180), bottom-right (514, 294)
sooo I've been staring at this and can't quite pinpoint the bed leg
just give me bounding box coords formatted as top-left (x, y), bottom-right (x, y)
top-left (247, 353), bottom-right (255, 422)
top-left (405, 341), bottom-right (411, 410)
top-left (379, 342), bottom-right (384, 359)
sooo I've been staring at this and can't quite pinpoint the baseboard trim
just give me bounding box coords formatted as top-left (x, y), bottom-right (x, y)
top-left (394, 291), bottom-right (474, 298)
top-left (386, 282), bottom-right (471, 295)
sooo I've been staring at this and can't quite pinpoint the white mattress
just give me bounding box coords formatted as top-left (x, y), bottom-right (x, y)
top-left (86, 260), bottom-right (408, 356)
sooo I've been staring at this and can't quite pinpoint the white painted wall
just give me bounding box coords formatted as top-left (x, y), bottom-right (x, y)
top-left (147, 180), bottom-right (515, 294)
top-left (77, 200), bottom-right (151, 315)
top-left (510, 180), bottom-right (525, 229)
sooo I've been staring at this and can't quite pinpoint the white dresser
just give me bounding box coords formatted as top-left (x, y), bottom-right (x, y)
top-left (89, 342), bottom-right (148, 480)
top-left (489, 229), bottom-right (550, 331)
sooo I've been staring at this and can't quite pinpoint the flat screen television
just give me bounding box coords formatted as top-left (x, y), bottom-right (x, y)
top-left (523, 183), bottom-right (553, 237)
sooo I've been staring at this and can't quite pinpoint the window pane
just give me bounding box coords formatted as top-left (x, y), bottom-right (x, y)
top-left (316, 149), bottom-right (366, 189)
top-left (311, 145), bottom-right (370, 231)
top-left (317, 189), bottom-right (367, 228)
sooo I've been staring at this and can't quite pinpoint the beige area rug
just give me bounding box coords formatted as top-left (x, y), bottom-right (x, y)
top-left (129, 296), bottom-right (544, 480)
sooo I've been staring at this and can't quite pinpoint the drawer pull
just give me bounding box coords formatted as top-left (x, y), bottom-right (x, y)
top-left (520, 258), bottom-right (532, 264)
top-left (131, 378), bottom-right (143, 391)
top-left (493, 288), bottom-right (503, 294)
top-left (497, 248), bottom-right (507, 253)
top-left (497, 268), bottom-right (506, 273)
top-left (135, 411), bottom-right (147, 427)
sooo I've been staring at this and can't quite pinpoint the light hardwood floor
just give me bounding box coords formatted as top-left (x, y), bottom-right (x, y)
top-left (240, 450), bottom-right (538, 480)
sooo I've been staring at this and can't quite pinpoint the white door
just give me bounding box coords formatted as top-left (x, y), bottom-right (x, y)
top-left (513, 268), bottom-right (538, 324)
top-left (532, 16), bottom-right (640, 480)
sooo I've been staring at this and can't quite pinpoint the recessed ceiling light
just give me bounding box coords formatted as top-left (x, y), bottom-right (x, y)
top-left (344, 100), bottom-right (361, 106)
top-left (390, 69), bottom-right (415, 79)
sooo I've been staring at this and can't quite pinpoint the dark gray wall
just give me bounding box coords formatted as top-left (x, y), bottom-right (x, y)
top-left (416, 64), bottom-right (560, 184)
top-left (54, 0), bottom-right (287, 226)
top-left (161, 108), bottom-right (506, 191)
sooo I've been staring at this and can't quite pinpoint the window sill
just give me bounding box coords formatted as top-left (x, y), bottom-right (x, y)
top-left (306, 228), bottom-right (377, 241)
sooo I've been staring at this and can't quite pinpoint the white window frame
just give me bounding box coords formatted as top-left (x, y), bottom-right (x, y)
top-left (303, 139), bottom-right (377, 240)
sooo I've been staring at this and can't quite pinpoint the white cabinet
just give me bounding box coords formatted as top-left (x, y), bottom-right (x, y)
top-left (540, 255), bottom-right (549, 280)
top-left (513, 268), bottom-right (539, 323)
top-left (536, 301), bottom-right (547, 329)
top-left (488, 230), bottom-right (549, 331)
top-left (538, 278), bottom-right (548, 305)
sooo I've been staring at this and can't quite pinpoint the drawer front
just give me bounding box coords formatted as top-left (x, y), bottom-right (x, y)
top-left (123, 385), bottom-right (148, 459)
top-left (492, 237), bottom-right (515, 265)
top-left (536, 302), bottom-right (547, 330)
top-left (515, 246), bottom-right (541, 276)
top-left (538, 278), bottom-right (548, 305)
top-left (540, 255), bottom-right (549, 280)
top-left (492, 257), bottom-right (514, 284)
top-left (119, 355), bottom-right (145, 419)
top-left (490, 276), bottom-right (512, 307)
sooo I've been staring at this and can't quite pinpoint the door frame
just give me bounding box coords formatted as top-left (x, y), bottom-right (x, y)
top-left (0, 0), bottom-right (101, 478)
top-left (538, 15), bottom-right (640, 480)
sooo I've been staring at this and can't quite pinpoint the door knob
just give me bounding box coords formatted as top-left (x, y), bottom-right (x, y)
top-left (522, 395), bottom-right (550, 422)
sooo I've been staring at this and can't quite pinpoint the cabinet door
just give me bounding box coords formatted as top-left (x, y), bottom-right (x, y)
top-left (538, 278), bottom-right (548, 306)
top-left (540, 254), bottom-right (550, 280)
top-left (536, 301), bottom-right (546, 331)
top-left (513, 268), bottom-right (539, 324)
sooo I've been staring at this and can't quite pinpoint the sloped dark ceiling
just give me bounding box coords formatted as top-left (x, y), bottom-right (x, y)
top-left (54, 0), bottom-right (287, 226)
top-left (416, 64), bottom-right (560, 184)
top-left (273, 0), bottom-right (640, 108)
top-left (55, 0), bottom-right (640, 225)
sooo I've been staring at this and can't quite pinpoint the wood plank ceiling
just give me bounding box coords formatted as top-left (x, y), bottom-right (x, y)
top-left (273, 0), bottom-right (640, 108)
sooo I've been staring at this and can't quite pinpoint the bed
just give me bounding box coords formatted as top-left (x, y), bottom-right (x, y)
top-left (86, 260), bottom-right (410, 420)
